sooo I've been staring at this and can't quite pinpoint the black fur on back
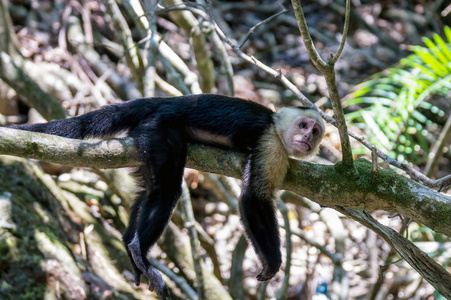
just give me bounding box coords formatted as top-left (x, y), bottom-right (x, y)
top-left (12, 95), bottom-right (275, 151)
top-left (11, 99), bottom-right (155, 139)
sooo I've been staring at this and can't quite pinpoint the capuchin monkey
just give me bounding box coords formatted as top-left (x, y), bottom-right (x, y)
top-left (11, 94), bottom-right (325, 299)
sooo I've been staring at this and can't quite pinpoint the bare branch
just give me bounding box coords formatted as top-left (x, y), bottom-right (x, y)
top-left (289, 0), bottom-right (327, 71)
top-left (0, 51), bottom-right (67, 121)
top-left (237, 8), bottom-right (288, 49)
top-left (143, 0), bottom-right (159, 97)
top-left (214, 23), bottom-right (315, 108)
top-left (105, 0), bottom-right (144, 95)
top-left (0, 127), bottom-right (138, 168)
top-left (290, 0), bottom-right (353, 168)
top-left (180, 181), bottom-right (205, 299)
top-left (330, 0), bottom-right (351, 64)
top-left (276, 199), bottom-right (292, 299)
top-left (335, 207), bottom-right (451, 298)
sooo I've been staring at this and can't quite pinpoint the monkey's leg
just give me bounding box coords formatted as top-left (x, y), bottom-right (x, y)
top-left (239, 157), bottom-right (282, 282)
top-left (124, 126), bottom-right (187, 299)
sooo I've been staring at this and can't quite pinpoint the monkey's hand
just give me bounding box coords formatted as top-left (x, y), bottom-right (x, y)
top-left (138, 266), bottom-right (169, 299)
top-left (128, 238), bottom-right (170, 299)
top-left (256, 264), bottom-right (280, 282)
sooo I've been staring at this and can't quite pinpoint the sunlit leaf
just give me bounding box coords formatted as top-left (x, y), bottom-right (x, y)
top-left (415, 50), bottom-right (447, 77)
top-left (345, 26), bottom-right (451, 163)
top-left (445, 26), bottom-right (451, 45)
top-left (433, 34), bottom-right (451, 62)
top-left (422, 37), bottom-right (449, 67)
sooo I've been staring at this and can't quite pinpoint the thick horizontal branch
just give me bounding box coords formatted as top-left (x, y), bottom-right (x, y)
top-left (0, 127), bottom-right (139, 168)
top-left (283, 160), bottom-right (451, 237)
top-left (1, 127), bottom-right (450, 237)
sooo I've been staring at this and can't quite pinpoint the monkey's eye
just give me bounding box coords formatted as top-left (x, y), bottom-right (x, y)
top-left (299, 122), bottom-right (307, 129)
top-left (313, 128), bottom-right (319, 135)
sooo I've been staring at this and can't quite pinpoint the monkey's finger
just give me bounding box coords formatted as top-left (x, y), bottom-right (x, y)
top-left (134, 270), bottom-right (142, 286)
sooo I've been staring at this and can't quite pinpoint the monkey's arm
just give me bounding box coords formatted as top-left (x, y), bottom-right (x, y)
top-left (239, 155), bottom-right (283, 281)
top-left (122, 123), bottom-right (187, 299)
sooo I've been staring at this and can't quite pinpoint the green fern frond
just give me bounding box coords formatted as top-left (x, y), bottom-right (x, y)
top-left (345, 27), bottom-right (451, 163)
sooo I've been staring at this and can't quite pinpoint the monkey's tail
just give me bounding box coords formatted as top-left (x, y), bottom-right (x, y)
top-left (11, 99), bottom-right (152, 139)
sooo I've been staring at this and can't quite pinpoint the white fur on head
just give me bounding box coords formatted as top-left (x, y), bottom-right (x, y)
top-left (275, 107), bottom-right (324, 131)
top-left (274, 107), bottom-right (325, 159)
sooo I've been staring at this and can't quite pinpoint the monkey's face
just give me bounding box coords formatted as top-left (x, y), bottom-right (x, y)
top-left (282, 115), bottom-right (324, 159)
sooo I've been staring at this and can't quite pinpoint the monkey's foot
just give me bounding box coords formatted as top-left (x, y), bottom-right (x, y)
top-left (133, 266), bottom-right (169, 299)
top-left (146, 270), bottom-right (169, 299)
top-left (128, 236), bottom-right (170, 299)
top-left (256, 265), bottom-right (279, 282)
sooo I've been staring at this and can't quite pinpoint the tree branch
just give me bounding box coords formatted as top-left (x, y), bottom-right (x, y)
top-left (329, 0), bottom-right (351, 64)
top-left (0, 51), bottom-right (67, 121)
top-left (289, 0), bottom-right (327, 71)
top-left (0, 127), bottom-right (139, 168)
top-left (335, 207), bottom-right (451, 298)
top-left (1, 127), bottom-right (450, 238)
top-left (290, 0), bottom-right (354, 168)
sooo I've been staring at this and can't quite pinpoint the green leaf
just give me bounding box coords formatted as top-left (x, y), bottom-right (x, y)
top-left (422, 37), bottom-right (450, 67)
top-left (346, 96), bottom-right (393, 106)
top-left (433, 34), bottom-right (451, 62)
top-left (445, 26), bottom-right (451, 44)
top-left (344, 26), bottom-right (451, 163)
top-left (414, 50), bottom-right (447, 77)
top-left (411, 110), bottom-right (427, 123)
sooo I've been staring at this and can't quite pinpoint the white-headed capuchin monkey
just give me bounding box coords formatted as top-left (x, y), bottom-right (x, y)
top-left (11, 94), bottom-right (325, 299)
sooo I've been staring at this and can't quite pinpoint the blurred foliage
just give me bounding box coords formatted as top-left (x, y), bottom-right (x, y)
top-left (345, 27), bottom-right (451, 163)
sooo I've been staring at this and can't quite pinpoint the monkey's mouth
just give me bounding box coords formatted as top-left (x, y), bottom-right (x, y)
top-left (294, 141), bottom-right (311, 152)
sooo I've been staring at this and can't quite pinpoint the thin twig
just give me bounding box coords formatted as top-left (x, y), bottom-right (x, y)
top-left (148, 257), bottom-right (199, 300)
top-left (289, 0), bottom-right (327, 71)
top-left (180, 181), bottom-right (205, 300)
top-left (237, 8), bottom-right (288, 49)
top-left (330, 0), bottom-right (351, 64)
top-left (143, 0), bottom-right (159, 97)
top-left (214, 23), bottom-right (315, 107)
top-left (371, 148), bottom-right (378, 180)
top-left (276, 199), bottom-right (292, 300)
top-left (424, 110), bottom-right (451, 176)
